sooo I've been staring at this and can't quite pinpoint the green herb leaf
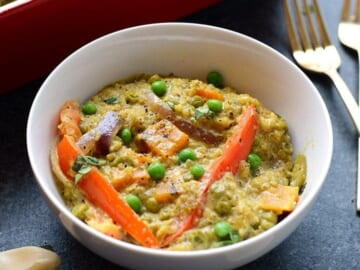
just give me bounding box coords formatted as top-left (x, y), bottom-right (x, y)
top-left (194, 107), bottom-right (216, 120)
top-left (72, 155), bottom-right (104, 185)
top-left (75, 173), bottom-right (84, 185)
top-left (104, 96), bottom-right (118, 104)
top-left (84, 155), bottom-right (100, 166)
top-left (214, 230), bottom-right (241, 247)
top-left (195, 109), bottom-right (205, 120)
top-left (229, 230), bottom-right (241, 243)
top-left (78, 165), bottom-right (91, 175)
top-left (72, 155), bottom-right (86, 171)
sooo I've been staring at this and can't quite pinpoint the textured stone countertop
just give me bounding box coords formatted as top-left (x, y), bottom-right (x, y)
top-left (1, 0), bottom-right (359, 269)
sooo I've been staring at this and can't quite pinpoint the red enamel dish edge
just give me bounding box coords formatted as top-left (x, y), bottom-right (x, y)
top-left (0, 0), bottom-right (221, 94)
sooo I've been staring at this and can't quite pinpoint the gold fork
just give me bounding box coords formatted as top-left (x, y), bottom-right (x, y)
top-left (338, 0), bottom-right (360, 212)
top-left (284, 0), bottom-right (360, 135)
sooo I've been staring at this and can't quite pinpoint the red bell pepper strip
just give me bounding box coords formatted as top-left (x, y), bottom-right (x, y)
top-left (207, 104), bottom-right (258, 182)
top-left (57, 135), bottom-right (159, 248)
top-left (161, 105), bottom-right (258, 246)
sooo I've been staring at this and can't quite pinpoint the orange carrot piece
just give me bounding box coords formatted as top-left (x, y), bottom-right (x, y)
top-left (260, 185), bottom-right (299, 212)
top-left (109, 168), bottom-right (134, 190)
top-left (140, 119), bottom-right (189, 158)
top-left (154, 182), bottom-right (179, 204)
top-left (58, 121), bottom-right (82, 141)
top-left (79, 167), bottom-right (158, 247)
top-left (196, 88), bottom-right (225, 101)
top-left (56, 135), bottom-right (159, 248)
top-left (161, 106), bottom-right (258, 246)
top-left (110, 168), bottom-right (150, 191)
top-left (60, 100), bottom-right (81, 124)
top-left (58, 100), bottom-right (82, 140)
top-left (136, 153), bottom-right (152, 164)
top-left (133, 169), bottom-right (151, 185)
top-left (57, 135), bottom-right (79, 177)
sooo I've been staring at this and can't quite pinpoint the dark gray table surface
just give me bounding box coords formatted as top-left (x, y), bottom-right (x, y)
top-left (1, 0), bottom-right (359, 269)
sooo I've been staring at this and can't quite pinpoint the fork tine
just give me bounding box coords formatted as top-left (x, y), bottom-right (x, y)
top-left (356, 0), bottom-right (360, 22)
top-left (341, 0), bottom-right (351, 21)
top-left (294, 0), bottom-right (311, 49)
top-left (303, 0), bottom-right (321, 47)
top-left (312, 0), bottom-right (332, 46)
top-left (284, 0), bottom-right (303, 51)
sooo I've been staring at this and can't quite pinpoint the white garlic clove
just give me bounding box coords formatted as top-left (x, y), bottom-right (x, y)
top-left (0, 246), bottom-right (61, 270)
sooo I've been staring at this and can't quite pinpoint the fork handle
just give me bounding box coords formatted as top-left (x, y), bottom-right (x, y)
top-left (325, 69), bottom-right (360, 135)
top-left (357, 49), bottom-right (360, 213)
top-left (328, 65), bottom-right (360, 213)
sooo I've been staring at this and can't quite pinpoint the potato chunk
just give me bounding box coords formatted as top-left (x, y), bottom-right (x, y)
top-left (139, 119), bottom-right (189, 158)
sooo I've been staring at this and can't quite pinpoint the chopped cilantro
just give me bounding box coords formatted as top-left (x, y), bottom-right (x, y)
top-left (104, 96), bottom-right (118, 104)
top-left (72, 155), bottom-right (104, 184)
top-left (194, 107), bottom-right (216, 120)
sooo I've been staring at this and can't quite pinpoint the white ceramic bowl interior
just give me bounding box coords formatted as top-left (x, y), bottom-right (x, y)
top-left (26, 23), bottom-right (333, 270)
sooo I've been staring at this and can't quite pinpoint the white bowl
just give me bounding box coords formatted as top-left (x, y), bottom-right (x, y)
top-left (26, 23), bottom-right (333, 270)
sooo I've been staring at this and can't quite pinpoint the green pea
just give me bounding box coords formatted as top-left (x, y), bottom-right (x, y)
top-left (120, 128), bottom-right (132, 144)
top-left (147, 161), bottom-right (166, 181)
top-left (190, 164), bottom-right (205, 180)
top-left (126, 194), bottom-right (142, 213)
top-left (178, 148), bottom-right (197, 163)
top-left (151, 80), bottom-right (167, 96)
top-left (207, 71), bottom-right (224, 88)
top-left (145, 197), bottom-right (161, 213)
top-left (247, 153), bottom-right (262, 169)
top-left (207, 99), bottom-right (223, 113)
top-left (214, 221), bottom-right (232, 239)
top-left (82, 103), bottom-right (97, 115)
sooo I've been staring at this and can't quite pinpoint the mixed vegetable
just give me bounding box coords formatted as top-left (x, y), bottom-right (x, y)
top-left (51, 72), bottom-right (306, 250)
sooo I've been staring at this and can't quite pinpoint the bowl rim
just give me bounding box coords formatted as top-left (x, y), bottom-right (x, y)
top-left (26, 22), bottom-right (333, 258)
top-left (0, 0), bottom-right (32, 13)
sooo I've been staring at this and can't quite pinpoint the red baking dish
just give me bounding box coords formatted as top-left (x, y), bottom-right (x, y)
top-left (0, 0), bottom-right (221, 93)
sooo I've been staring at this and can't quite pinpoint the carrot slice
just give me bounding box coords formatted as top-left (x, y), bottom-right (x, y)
top-left (79, 167), bottom-right (158, 247)
top-left (58, 100), bottom-right (82, 140)
top-left (161, 105), bottom-right (258, 246)
top-left (196, 88), bottom-right (225, 101)
top-left (57, 135), bottom-right (79, 176)
top-left (56, 135), bottom-right (159, 248)
top-left (58, 121), bottom-right (82, 141)
top-left (60, 100), bottom-right (81, 124)
top-left (260, 185), bottom-right (299, 212)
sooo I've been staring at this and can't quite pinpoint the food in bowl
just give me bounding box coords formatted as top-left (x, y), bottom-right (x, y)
top-left (50, 72), bottom-right (306, 251)
top-left (0, 0), bottom-right (16, 6)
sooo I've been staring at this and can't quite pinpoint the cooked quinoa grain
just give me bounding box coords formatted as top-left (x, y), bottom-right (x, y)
top-left (53, 73), bottom-right (306, 250)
